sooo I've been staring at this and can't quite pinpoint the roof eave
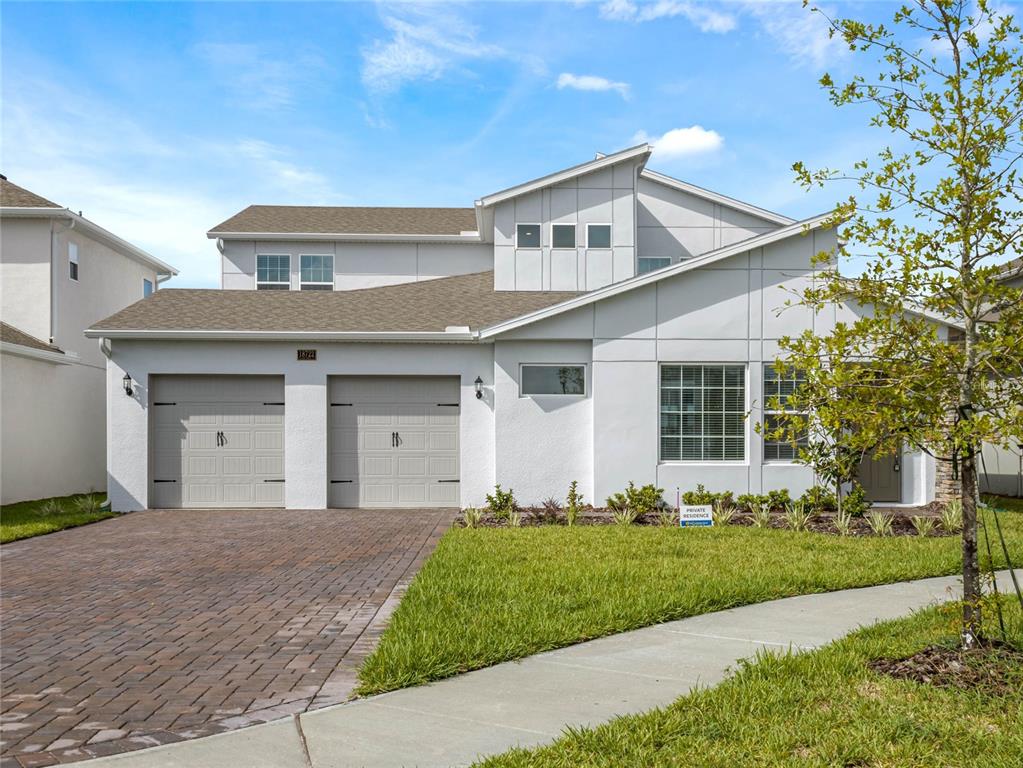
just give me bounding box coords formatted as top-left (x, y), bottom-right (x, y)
top-left (0, 341), bottom-right (74, 364)
top-left (639, 169), bottom-right (796, 226)
top-left (206, 231), bottom-right (483, 243)
top-left (83, 329), bottom-right (481, 342)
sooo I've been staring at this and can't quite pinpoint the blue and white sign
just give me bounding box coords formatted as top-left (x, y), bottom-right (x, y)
top-left (678, 504), bottom-right (713, 527)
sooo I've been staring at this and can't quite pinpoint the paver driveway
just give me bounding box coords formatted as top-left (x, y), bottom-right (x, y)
top-left (0, 508), bottom-right (451, 767)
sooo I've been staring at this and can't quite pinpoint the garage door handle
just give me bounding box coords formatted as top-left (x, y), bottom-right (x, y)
top-left (263, 479), bottom-right (285, 483)
top-left (437, 479), bottom-right (460, 483)
top-left (330, 480), bottom-right (353, 484)
top-left (263, 401), bottom-right (285, 406)
top-left (153, 479), bottom-right (177, 483)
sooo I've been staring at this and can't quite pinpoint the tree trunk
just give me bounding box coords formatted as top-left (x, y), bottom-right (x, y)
top-left (961, 447), bottom-right (981, 649)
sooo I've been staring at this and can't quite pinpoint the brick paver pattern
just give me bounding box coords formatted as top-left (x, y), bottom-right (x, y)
top-left (0, 508), bottom-right (451, 766)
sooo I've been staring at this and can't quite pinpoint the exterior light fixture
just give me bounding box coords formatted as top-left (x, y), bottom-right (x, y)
top-left (122, 374), bottom-right (134, 397)
top-left (474, 376), bottom-right (484, 400)
top-left (957, 403), bottom-right (975, 420)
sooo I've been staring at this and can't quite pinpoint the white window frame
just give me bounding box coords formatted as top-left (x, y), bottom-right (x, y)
top-left (68, 242), bottom-right (79, 282)
top-left (516, 223), bottom-right (542, 249)
top-left (550, 223), bottom-right (576, 249)
top-left (658, 362), bottom-right (748, 465)
top-left (762, 365), bottom-right (808, 464)
top-left (143, 278), bottom-right (154, 298)
top-left (637, 256), bottom-right (671, 274)
top-left (586, 222), bottom-right (613, 249)
top-left (519, 363), bottom-right (587, 397)
top-left (255, 254), bottom-right (291, 290)
top-left (299, 254), bottom-right (335, 291)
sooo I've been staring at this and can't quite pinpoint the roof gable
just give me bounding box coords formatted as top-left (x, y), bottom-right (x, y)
top-left (639, 168), bottom-right (794, 227)
top-left (0, 177), bottom-right (61, 209)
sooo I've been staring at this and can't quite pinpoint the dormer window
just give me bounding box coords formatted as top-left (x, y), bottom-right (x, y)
top-left (516, 224), bottom-right (541, 248)
top-left (587, 224), bottom-right (612, 249)
top-left (256, 254), bottom-right (291, 290)
top-left (300, 254), bottom-right (334, 291)
top-left (552, 224), bottom-right (576, 249)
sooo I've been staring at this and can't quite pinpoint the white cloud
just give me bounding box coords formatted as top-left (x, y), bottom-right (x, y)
top-left (743, 2), bottom-right (846, 68)
top-left (600, 0), bottom-right (737, 33)
top-left (556, 72), bottom-right (630, 98)
top-left (194, 42), bottom-right (327, 110)
top-left (633, 126), bottom-right (724, 158)
top-left (361, 5), bottom-right (511, 93)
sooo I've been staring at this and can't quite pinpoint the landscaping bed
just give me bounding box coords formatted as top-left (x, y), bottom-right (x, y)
top-left (476, 601), bottom-right (1023, 768)
top-left (0, 492), bottom-right (113, 544)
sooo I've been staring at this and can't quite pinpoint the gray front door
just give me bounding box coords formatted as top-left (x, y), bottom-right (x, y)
top-left (857, 448), bottom-right (901, 503)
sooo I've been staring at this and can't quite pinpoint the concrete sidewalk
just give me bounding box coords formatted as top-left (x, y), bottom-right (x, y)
top-left (70, 570), bottom-right (1021, 768)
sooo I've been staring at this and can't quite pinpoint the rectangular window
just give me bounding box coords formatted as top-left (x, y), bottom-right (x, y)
top-left (520, 364), bottom-right (585, 396)
top-left (300, 254), bottom-right (334, 291)
top-left (516, 223), bottom-right (541, 248)
top-left (660, 364), bottom-right (746, 462)
top-left (763, 366), bottom-right (808, 461)
top-left (638, 257), bottom-right (670, 274)
top-left (143, 278), bottom-right (154, 297)
top-left (256, 254), bottom-right (291, 290)
top-left (587, 223), bottom-right (612, 249)
top-left (551, 223), bottom-right (576, 248)
top-left (68, 242), bottom-right (79, 281)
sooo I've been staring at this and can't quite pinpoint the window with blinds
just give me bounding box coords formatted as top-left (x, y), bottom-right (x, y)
top-left (660, 365), bottom-right (746, 461)
top-left (763, 366), bottom-right (808, 461)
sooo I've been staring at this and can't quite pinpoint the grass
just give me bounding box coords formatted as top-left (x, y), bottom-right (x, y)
top-left (986, 494), bottom-right (1023, 513)
top-left (0, 492), bottom-right (114, 544)
top-left (356, 505), bottom-right (1023, 696)
top-left (477, 602), bottom-right (1023, 768)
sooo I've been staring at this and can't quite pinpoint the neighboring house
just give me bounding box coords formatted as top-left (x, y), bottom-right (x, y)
top-left (0, 177), bottom-right (177, 504)
top-left (87, 145), bottom-right (953, 512)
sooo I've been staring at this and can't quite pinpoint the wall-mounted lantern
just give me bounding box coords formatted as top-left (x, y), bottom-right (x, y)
top-left (474, 376), bottom-right (484, 400)
top-left (122, 374), bottom-right (134, 397)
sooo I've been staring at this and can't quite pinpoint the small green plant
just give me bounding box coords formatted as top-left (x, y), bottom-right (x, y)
top-left (657, 508), bottom-right (677, 527)
top-left (507, 511), bottom-right (522, 528)
top-left (610, 505), bottom-right (640, 526)
top-left (842, 483), bottom-right (870, 518)
top-left (565, 480), bottom-right (583, 526)
top-left (37, 499), bottom-right (65, 517)
top-left (750, 501), bottom-right (772, 529)
top-left (865, 510), bottom-right (894, 537)
top-left (910, 515), bottom-right (936, 537)
top-left (766, 488), bottom-right (792, 511)
top-left (72, 494), bottom-right (103, 515)
top-left (531, 497), bottom-right (562, 525)
top-left (833, 507), bottom-right (854, 536)
top-left (462, 507), bottom-right (484, 529)
top-left (783, 501), bottom-right (813, 532)
top-left (712, 499), bottom-right (736, 526)
top-left (608, 482), bottom-right (664, 519)
top-left (736, 493), bottom-right (767, 513)
top-left (681, 484), bottom-right (716, 505)
top-left (486, 485), bottom-right (516, 520)
top-left (799, 485), bottom-right (837, 513)
top-left (940, 500), bottom-right (964, 533)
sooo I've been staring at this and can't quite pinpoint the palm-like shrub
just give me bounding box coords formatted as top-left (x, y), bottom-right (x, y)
top-left (939, 500), bottom-right (964, 533)
top-left (910, 515), bottom-right (936, 537)
top-left (462, 507), bottom-right (484, 529)
top-left (865, 510), bottom-right (894, 537)
top-left (783, 501), bottom-right (813, 532)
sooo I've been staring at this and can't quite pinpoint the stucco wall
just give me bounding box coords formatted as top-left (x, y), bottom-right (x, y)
top-left (221, 240), bottom-right (493, 291)
top-left (0, 218), bottom-right (53, 341)
top-left (981, 441), bottom-right (1022, 497)
top-left (493, 158), bottom-right (641, 292)
top-left (1, 352), bottom-right (105, 503)
top-left (106, 340), bottom-right (496, 511)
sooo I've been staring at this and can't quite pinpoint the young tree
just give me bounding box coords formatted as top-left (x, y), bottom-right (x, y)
top-left (778, 0), bottom-right (1023, 647)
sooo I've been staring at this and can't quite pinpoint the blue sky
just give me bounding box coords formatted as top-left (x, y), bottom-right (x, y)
top-left (2, 1), bottom-right (897, 287)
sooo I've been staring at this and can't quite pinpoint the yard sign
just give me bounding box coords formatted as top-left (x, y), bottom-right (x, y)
top-left (678, 505), bottom-right (713, 527)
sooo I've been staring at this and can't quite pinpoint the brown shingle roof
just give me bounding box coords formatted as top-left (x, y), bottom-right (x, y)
top-left (0, 177), bottom-right (61, 208)
top-left (90, 272), bottom-right (578, 335)
top-left (0, 322), bottom-right (63, 353)
top-left (209, 205), bottom-right (478, 236)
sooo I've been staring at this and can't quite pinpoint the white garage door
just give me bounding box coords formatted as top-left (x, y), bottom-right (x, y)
top-left (328, 376), bottom-right (460, 508)
top-left (150, 375), bottom-right (285, 508)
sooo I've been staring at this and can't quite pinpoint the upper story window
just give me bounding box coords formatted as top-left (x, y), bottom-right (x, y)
top-left (520, 364), bottom-right (586, 396)
top-left (300, 254), bottom-right (334, 291)
top-left (68, 242), bottom-right (79, 281)
top-left (516, 224), bottom-right (541, 248)
top-left (763, 366), bottom-right (808, 461)
top-left (551, 224), bottom-right (576, 249)
top-left (587, 223), bottom-right (612, 249)
top-left (256, 254), bottom-right (291, 290)
top-left (638, 257), bottom-right (670, 274)
top-left (143, 278), bottom-right (154, 298)
top-left (660, 364), bottom-right (746, 462)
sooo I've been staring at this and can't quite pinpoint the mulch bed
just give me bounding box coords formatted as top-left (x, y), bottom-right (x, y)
top-left (868, 641), bottom-right (1023, 695)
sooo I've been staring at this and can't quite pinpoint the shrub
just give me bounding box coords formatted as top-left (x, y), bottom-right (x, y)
top-left (565, 481), bottom-right (583, 526)
top-left (610, 506), bottom-right (640, 526)
top-left (712, 500), bottom-right (736, 526)
top-left (486, 485), bottom-right (516, 520)
top-left (507, 511), bottom-right (522, 528)
top-left (681, 484), bottom-right (733, 509)
top-left (842, 483), bottom-right (870, 518)
top-left (608, 482), bottom-right (664, 517)
top-left (750, 501), bottom-right (772, 529)
top-left (736, 493), bottom-right (767, 512)
top-left (799, 485), bottom-right (837, 513)
top-left (910, 515), bottom-right (936, 537)
top-left (833, 507), bottom-right (854, 536)
top-left (38, 499), bottom-right (65, 517)
top-left (865, 510), bottom-right (894, 537)
top-left (940, 499), bottom-right (964, 533)
top-left (766, 488), bottom-right (792, 511)
top-left (531, 497), bottom-right (562, 525)
top-left (72, 494), bottom-right (103, 515)
top-left (783, 501), bottom-right (814, 532)
top-left (657, 508), bottom-right (677, 527)
top-left (462, 507), bottom-right (484, 529)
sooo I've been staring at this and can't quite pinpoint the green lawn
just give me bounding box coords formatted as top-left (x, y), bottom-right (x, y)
top-left (477, 602), bottom-right (1023, 768)
top-left (986, 494), bottom-right (1023, 513)
top-left (0, 493), bottom-right (114, 544)
top-left (356, 507), bottom-right (1023, 696)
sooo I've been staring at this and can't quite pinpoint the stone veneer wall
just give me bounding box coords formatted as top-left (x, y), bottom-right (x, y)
top-left (934, 455), bottom-right (961, 506)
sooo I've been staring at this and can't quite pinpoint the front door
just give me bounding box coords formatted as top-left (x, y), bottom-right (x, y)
top-left (857, 448), bottom-right (901, 503)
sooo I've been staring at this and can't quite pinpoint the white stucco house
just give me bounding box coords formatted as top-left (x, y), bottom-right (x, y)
top-left (0, 177), bottom-right (177, 504)
top-left (87, 145), bottom-right (949, 512)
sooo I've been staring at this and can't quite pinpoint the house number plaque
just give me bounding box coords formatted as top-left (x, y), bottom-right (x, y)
top-left (297, 349), bottom-right (317, 361)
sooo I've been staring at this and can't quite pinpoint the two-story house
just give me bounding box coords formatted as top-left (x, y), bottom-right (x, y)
top-left (87, 145), bottom-right (955, 512)
top-left (1, 177), bottom-right (177, 503)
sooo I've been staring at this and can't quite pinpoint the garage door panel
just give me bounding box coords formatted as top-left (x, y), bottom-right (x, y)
top-left (150, 376), bottom-right (284, 509)
top-left (328, 376), bottom-right (460, 508)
